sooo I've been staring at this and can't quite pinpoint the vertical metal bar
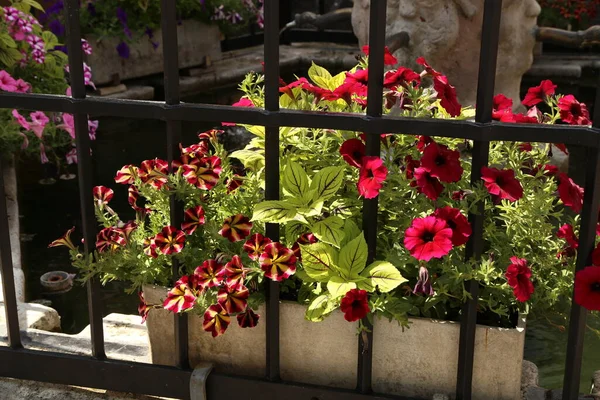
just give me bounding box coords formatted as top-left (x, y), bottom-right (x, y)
top-left (264, 0), bottom-right (281, 382)
top-left (456, 1), bottom-right (502, 399)
top-left (64, 0), bottom-right (105, 359)
top-left (561, 81), bottom-right (600, 400)
top-left (161, 0), bottom-right (189, 370)
top-left (357, 0), bottom-right (387, 394)
top-left (0, 157), bottom-right (22, 349)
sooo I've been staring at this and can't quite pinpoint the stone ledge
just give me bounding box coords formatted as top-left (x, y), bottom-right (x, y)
top-left (0, 302), bottom-right (60, 332)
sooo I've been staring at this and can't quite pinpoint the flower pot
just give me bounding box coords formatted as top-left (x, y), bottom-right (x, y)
top-left (144, 285), bottom-right (526, 399)
top-left (85, 20), bottom-right (222, 87)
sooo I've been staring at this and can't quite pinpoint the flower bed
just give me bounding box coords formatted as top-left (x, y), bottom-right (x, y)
top-left (51, 47), bottom-right (600, 395)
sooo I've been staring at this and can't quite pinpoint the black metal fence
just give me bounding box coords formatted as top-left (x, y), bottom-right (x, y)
top-left (0, 1), bottom-right (599, 399)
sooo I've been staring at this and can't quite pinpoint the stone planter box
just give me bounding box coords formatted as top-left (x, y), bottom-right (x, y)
top-left (144, 285), bottom-right (526, 400)
top-left (85, 20), bottom-right (222, 87)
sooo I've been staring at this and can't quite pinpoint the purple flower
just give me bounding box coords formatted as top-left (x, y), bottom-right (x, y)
top-left (116, 7), bottom-right (128, 25)
top-left (413, 266), bottom-right (434, 296)
top-left (48, 19), bottom-right (65, 36)
top-left (47, 1), bottom-right (64, 15)
top-left (116, 41), bottom-right (130, 59)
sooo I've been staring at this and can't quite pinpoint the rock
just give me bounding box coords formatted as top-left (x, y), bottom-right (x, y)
top-left (593, 370), bottom-right (600, 396)
top-left (525, 386), bottom-right (547, 400)
top-left (0, 302), bottom-right (61, 332)
top-left (522, 360), bottom-right (540, 390)
top-left (432, 394), bottom-right (450, 400)
top-left (352, 0), bottom-right (542, 107)
top-left (548, 388), bottom-right (594, 400)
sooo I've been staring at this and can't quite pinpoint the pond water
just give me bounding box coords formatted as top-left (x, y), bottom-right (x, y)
top-left (16, 91), bottom-right (600, 393)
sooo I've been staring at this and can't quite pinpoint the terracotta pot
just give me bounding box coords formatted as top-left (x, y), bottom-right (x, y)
top-left (144, 284), bottom-right (526, 400)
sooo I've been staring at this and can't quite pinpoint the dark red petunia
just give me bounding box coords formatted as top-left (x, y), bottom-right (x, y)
top-left (383, 67), bottom-right (420, 90)
top-left (138, 292), bottom-right (151, 323)
top-left (522, 80), bottom-right (557, 107)
top-left (223, 97), bottom-right (255, 125)
top-left (519, 143), bottom-right (533, 152)
top-left (416, 57), bottom-right (441, 77)
top-left (404, 155), bottom-right (420, 180)
top-left (340, 289), bottom-right (370, 322)
top-left (163, 275), bottom-right (198, 313)
top-left (181, 205), bottom-right (206, 235)
top-left (558, 95), bottom-right (592, 126)
top-left (414, 167), bottom-right (444, 200)
top-left (217, 284), bottom-right (249, 314)
top-left (574, 266), bottom-right (600, 311)
top-left (451, 190), bottom-right (471, 201)
top-left (416, 135), bottom-right (434, 152)
top-left (154, 226), bottom-right (186, 255)
top-left (219, 214), bottom-right (253, 242)
top-left (420, 143), bottom-right (463, 183)
top-left (194, 259), bottom-right (227, 289)
top-left (237, 308), bottom-right (260, 328)
top-left (433, 75), bottom-right (462, 117)
top-left (96, 227), bottom-right (126, 253)
top-left (114, 164), bottom-right (138, 185)
top-left (181, 156), bottom-right (222, 190)
top-left (481, 167), bottom-right (523, 202)
top-left (243, 233), bottom-right (272, 261)
top-left (505, 257), bottom-right (534, 302)
top-left (413, 266), bottom-right (434, 296)
top-left (93, 186), bottom-right (113, 206)
top-left (357, 156), bottom-right (388, 199)
top-left (291, 232), bottom-right (318, 261)
top-left (500, 111), bottom-right (539, 124)
top-left (557, 223), bottom-right (578, 258)
top-left (327, 82), bottom-right (365, 105)
top-left (340, 138), bottom-right (366, 168)
top-left (224, 255), bottom-right (247, 289)
top-left (226, 174), bottom-right (244, 193)
top-left (301, 80), bottom-right (333, 101)
top-left (558, 173), bottom-right (584, 213)
top-left (345, 69), bottom-right (369, 87)
top-left (362, 45), bottom-right (398, 66)
top-left (593, 243), bottom-right (600, 266)
top-left (202, 304), bottom-right (231, 337)
top-left (259, 242), bottom-right (297, 281)
top-left (492, 94), bottom-right (513, 120)
top-left (280, 77), bottom-right (309, 100)
top-left (138, 158), bottom-right (169, 190)
top-left (433, 206), bottom-right (472, 246)
top-left (404, 216), bottom-right (453, 261)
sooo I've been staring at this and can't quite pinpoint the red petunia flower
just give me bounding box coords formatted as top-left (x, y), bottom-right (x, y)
top-left (138, 292), bottom-right (151, 324)
top-left (558, 173), bottom-right (584, 213)
top-left (505, 257), bottom-right (534, 302)
top-left (593, 243), bottom-right (600, 266)
top-left (194, 259), bottom-right (227, 289)
top-left (557, 223), bottom-right (578, 258)
top-left (413, 266), bottom-right (434, 296)
top-left (224, 255), bottom-right (247, 289)
top-left (340, 289), bottom-right (370, 322)
top-left (340, 138), bottom-right (366, 168)
top-left (114, 164), bottom-right (138, 184)
top-left (280, 77), bottom-right (309, 100)
top-left (519, 143), bottom-right (533, 152)
top-left (217, 284), bottom-right (249, 314)
top-left (433, 206), bottom-right (472, 246)
top-left (404, 155), bottom-right (420, 180)
top-left (163, 275), bottom-right (198, 313)
top-left (153, 226), bottom-right (186, 255)
top-left (237, 308), bottom-right (260, 328)
top-left (414, 167), bottom-right (444, 200)
top-left (357, 156), bottom-right (388, 199)
top-left (500, 111), bottom-right (539, 124)
top-left (93, 186), bottom-right (113, 206)
top-left (226, 174), bottom-right (244, 193)
top-left (345, 69), bottom-right (369, 87)
top-left (143, 237), bottom-right (159, 258)
top-left (362, 45), bottom-right (398, 66)
top-left (558, 95), bottom-right (592, 126)
top-left (223, 98), bottom-right (254, 126)
top-left (181, 156), bottom-right (222, 190)
top-left (433, 75), bottom-right (462, 117)
top-left (138, 158), bottom-right (169, 190)
top-left (481, 167), bottom-right (523, 202)
top-left (259, 242), bottom-right (297, 281)
top-left (202, 304), bottom-right (231, 337)
top-left (243, 233), bottom-right (272, 261)
top-left (219, 214), bottom-right (253, 242)
top-left (327, 82), bottom-right (366, 105)
top-left (522, 80), bottom-right (557, 107)
top-left (49, 226), bottom-right (77, 251)
top-left (416, 135), bottom-right (434, 152)
top-left (96, 227), bottom-right (126, 253)
top-left (420, 143), bottom-right (463, 183)
top-left (181, 205), bottom-right (205, 235)
top-left (383, 67), bottom-right (420, 90)
top-left (301, 80), bottom-right (333, 101)
top-left (574, 266), bottom-right (600, 311)
top-left (404, 216), bottom-right (453, 261)
top-left (416, 57), bottom-right (441, 77)
top-left (492, 94), bottom-right (513, 120)
top-left (291, 232), bottom-right (318, 262)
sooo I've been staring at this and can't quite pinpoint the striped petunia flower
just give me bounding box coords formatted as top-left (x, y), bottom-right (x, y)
top-left (224, 255), bottom-right (247, 289)
top-left (138, 158), bottom-right (169, 190)
top-left (93, 186), bottom-right (113, 206)
top-left (243, 233), bottom-right (271, 261)
top-left (202, 304), bottom-right (230, 337)
top-left (219, 214), bottom-right (252, 243)
top-left (181, 205), bottom-right (205, 235)
top-left (163, 276), bottom-right (197, 313)
top-left (237, 308), bottom-right (260, 328)
top-left (48, 226), bottom-right (76, 251)
top-left (153, 226), bottom-right (185, 255)
top-left (181, 156), bottom-right (222, 190)
top-left (194, 259), bottom-right (227, 289)
top-left (96, 227), bottom-right (127, 253)
top-left (259, 242), bottom-right (297, 282)
top-left (115, 164), bottom-right (138, 184)
top-left (217, 284), bottom-right (249, 314)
